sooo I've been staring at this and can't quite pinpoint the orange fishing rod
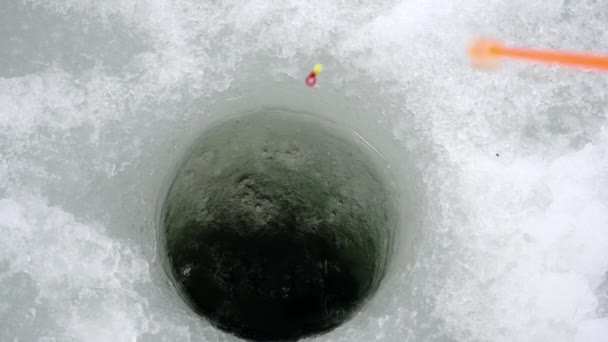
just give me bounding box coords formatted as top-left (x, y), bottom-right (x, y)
top-left (469, 38), bottom-right (608, 72)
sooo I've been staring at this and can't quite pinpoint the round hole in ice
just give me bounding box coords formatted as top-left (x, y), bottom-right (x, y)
top-left (159, 110), bottom-right (396, 341)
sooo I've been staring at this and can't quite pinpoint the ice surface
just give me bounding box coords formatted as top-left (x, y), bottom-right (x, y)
top-left (1, 0), bottom-right (607, 341)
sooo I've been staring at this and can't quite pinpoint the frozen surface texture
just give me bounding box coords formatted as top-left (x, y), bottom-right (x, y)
top-left (1, 0), bottom-right (607, 341)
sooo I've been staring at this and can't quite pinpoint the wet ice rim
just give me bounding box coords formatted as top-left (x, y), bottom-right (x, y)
top-left (159, 110), bottom-right (400, 341)
top-left (1, 0), bottom-right (608, 341)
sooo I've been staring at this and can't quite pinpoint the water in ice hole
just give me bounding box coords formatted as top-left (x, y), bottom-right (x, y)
top-left (1, 1), bottom-right (608, 341)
